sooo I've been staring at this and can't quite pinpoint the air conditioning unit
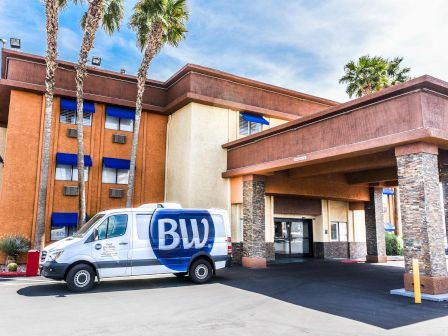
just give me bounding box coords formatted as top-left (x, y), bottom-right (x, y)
top-left (67, 128), bottom-right (78, 138)
top-left (64, 185), bottom-right (79, 196)
top-left (109, 188), bottom-right (124, 198)
top-left (112, 134), bottom-right (126, 144)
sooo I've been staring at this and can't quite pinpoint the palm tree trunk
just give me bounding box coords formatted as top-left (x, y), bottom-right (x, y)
top-left (34, 0), bottom-right (59, 250)
top-left (75, 0), bottom-right (103, 227)
top-left (126, 23), bottom-right (163, 208)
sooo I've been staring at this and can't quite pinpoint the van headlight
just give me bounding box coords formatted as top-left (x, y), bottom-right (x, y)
top-left (48, 249), bottom-right (64, 261)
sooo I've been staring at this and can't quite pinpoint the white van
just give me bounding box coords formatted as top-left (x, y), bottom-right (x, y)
top-left (39, 205), bottom-right (232, 292)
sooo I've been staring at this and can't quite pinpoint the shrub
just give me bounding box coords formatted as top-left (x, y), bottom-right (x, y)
top-left (0, 234), bottom-right (30, 261)
top-left (385, 232), bottom-right (403, 256)
top-left (7, 263), bottom-right (18, 272)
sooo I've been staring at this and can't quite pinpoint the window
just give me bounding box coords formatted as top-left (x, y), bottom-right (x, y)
top-left (102, 165), bottom-right (129, 184)
top-left (105, 115), bottom-right (134, 132)
top-left (60, 109), bottom-right (92, 126)
top-left (96, 214), bottom-right (128, 240)
top-left (51, 226), bottom-right (76, 241)
top-left (55, 164), bottom-right (89, 182)
top-left (239, 113), bottom-right (263, 136)
top-left (136, 214), bottom-right (152, 240)
top-left (330, 221), bottom-right (348, 242)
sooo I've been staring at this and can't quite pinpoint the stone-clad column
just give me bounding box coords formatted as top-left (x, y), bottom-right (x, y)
top-left (364, 187), bottom-right (387, 263)
top-left (439, 164), bottom-right (448, 241)
top-left (242, 175), bottom-right (267, 268)
top-left (396, 143), bottom-right (448, 294)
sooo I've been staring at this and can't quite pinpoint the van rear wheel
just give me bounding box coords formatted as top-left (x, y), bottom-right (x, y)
top-left (66, 264), bottom-right (95, 292)
top-left (189, 259), bottom-right (213, 284)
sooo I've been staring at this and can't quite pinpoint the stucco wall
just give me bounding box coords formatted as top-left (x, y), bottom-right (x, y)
top-left (0, 127), bottom-right (6, 192)
top-left (165, 103), bottom-right (232, 210)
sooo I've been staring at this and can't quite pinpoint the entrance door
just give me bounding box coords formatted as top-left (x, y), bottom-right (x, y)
top-left (274, 219), bottom-right (313, 257)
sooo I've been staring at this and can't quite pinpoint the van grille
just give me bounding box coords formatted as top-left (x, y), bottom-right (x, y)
top-left (40, 251), bottom-right (47, 263)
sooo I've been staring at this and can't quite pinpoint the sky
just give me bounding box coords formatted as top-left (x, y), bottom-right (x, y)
top-left (0, 0), bottom-right (447, 102)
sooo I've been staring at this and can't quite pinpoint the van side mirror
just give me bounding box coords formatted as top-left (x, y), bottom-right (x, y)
top-left (93, 228), bottom-right (99, 241)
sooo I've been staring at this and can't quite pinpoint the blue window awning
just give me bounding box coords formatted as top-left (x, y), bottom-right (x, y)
top-left (106, 105), bottom-right (135, 120)
top-left (103, 157), bottom-right (130, 170)
top-left (51, 212), bottom-right (78, 227)
top-left (383, 188), bottom-right (395, 195)
top-left (60, 98), bottom-right (95, 113)
top-left (56, 153), bottom-right (93, 167)
top-left (241, 112), bottom-right (269, 125)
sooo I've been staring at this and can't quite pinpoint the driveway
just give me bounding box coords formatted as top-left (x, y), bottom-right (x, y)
top-left (1, 260), bottom-right (448, 336)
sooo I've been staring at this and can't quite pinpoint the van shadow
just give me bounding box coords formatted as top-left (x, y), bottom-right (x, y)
top-left (16, 260), bottom-right (448, 329)
top-left (17, 275), bottom-right (196, 297)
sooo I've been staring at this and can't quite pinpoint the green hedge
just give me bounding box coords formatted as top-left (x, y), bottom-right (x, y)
top-left (385, 232), bottom-right (403, 256)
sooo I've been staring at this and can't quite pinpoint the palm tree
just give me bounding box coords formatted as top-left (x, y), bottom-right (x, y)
top-left (339, 55), bottom-right (410, 98)
top-left (34, 0), bottom-right (73, 250)
top-left (126, 0), bottom-right (189, 208)
top-left (75, 0), bottom-right (124, 227)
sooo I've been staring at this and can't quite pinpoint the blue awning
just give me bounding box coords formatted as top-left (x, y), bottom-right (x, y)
top-left (56, 153), bottom-right (93, 167)
top-left (51, 212), bottom-right (78, 227)
top-left (383, 188), bottom-right (395, 195)
top-left (241, 112), bottom-right (269, 125)
top-left (105, 105), bottom-right (135, 120)
top-left (60, 98), bottom-right (95, 113)
top-left (103, 157), bottom-right (130, 170)
top-left (384, 223), bottom-right (395, 232)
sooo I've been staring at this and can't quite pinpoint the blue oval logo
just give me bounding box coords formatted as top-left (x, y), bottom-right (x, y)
top-left (95, 243), bottom-right (102, 250)
top-left (150, 209), bottom-right (215, 271)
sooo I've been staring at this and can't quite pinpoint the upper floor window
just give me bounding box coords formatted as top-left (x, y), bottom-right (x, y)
top-left (60, 98), bottom-right (95, 126)
top-left (239, 112), bottom-right (269, 136)
top-left (105, 115), bottom-right (134, 132)
top-left (56, 164), bottom-right (89, 182)
top-left (55, 152), bottom-right (92, 182)
top-left (102, 157), bottom-right (130, 184)
top-left (105, 105), bottom-right (135, 132)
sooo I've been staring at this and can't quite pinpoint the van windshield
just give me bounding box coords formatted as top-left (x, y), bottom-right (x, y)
top-left (73, 214), bottom-right (106, 238)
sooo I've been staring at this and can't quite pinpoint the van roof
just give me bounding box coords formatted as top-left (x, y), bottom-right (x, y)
top-left (97, 207), bottom-right (227, 215)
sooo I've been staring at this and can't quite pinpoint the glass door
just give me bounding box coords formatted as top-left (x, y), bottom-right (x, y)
top-left (274, 219), bottom-right (313, 258)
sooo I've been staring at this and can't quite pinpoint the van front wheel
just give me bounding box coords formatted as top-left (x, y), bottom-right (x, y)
top-left (66, 264), bottom-right (95, 292)
top-left (189, 259), bottom-right (213, 284)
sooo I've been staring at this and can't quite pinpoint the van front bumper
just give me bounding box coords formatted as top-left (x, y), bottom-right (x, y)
top-left (39, 261), bottom-right (69, 280)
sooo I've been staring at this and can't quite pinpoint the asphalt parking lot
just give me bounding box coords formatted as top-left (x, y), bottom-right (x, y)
top-left (1, 260), bottom-right (448, 336)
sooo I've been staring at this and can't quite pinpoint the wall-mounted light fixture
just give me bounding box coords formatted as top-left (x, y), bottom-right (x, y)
top-left (10, 38), bottom-right (21, 49)
top-left (91, 56), bottom-right (101, 66)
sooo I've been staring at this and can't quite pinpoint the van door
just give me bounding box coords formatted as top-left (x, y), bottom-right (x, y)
top-left (91, 213), bottom-right (132, 278)
top-left (130, 213), bottom-right (170, 275)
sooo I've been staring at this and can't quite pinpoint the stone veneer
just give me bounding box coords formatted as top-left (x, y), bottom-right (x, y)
top-left (232, 242), bottom-right (243, 264)
top-left (439, 165), bottom-right (448, 242)
top-left (242, 176), bottom-right (267, 267)
top-left (313, 242), bottom-right (367, 259)
top-left (364, 187), bottom-right (387, 263)
top-left (265, 242), bottom-right (275, 261)
top-left (397, 149), bottom-right (448, 294)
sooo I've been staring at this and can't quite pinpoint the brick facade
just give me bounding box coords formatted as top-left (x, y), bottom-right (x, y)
top-left (242, 176), bottom-right (267, 267)
top-left (397, 149), bottom-right (448, 294)
top-left (364, 187), bottom-right (387, 263)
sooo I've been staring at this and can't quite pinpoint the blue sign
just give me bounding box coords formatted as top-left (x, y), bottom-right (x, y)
top-left (150, 209), bottom-right (215, 271)
top-left (95, 243), bottom-right (102, 250)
